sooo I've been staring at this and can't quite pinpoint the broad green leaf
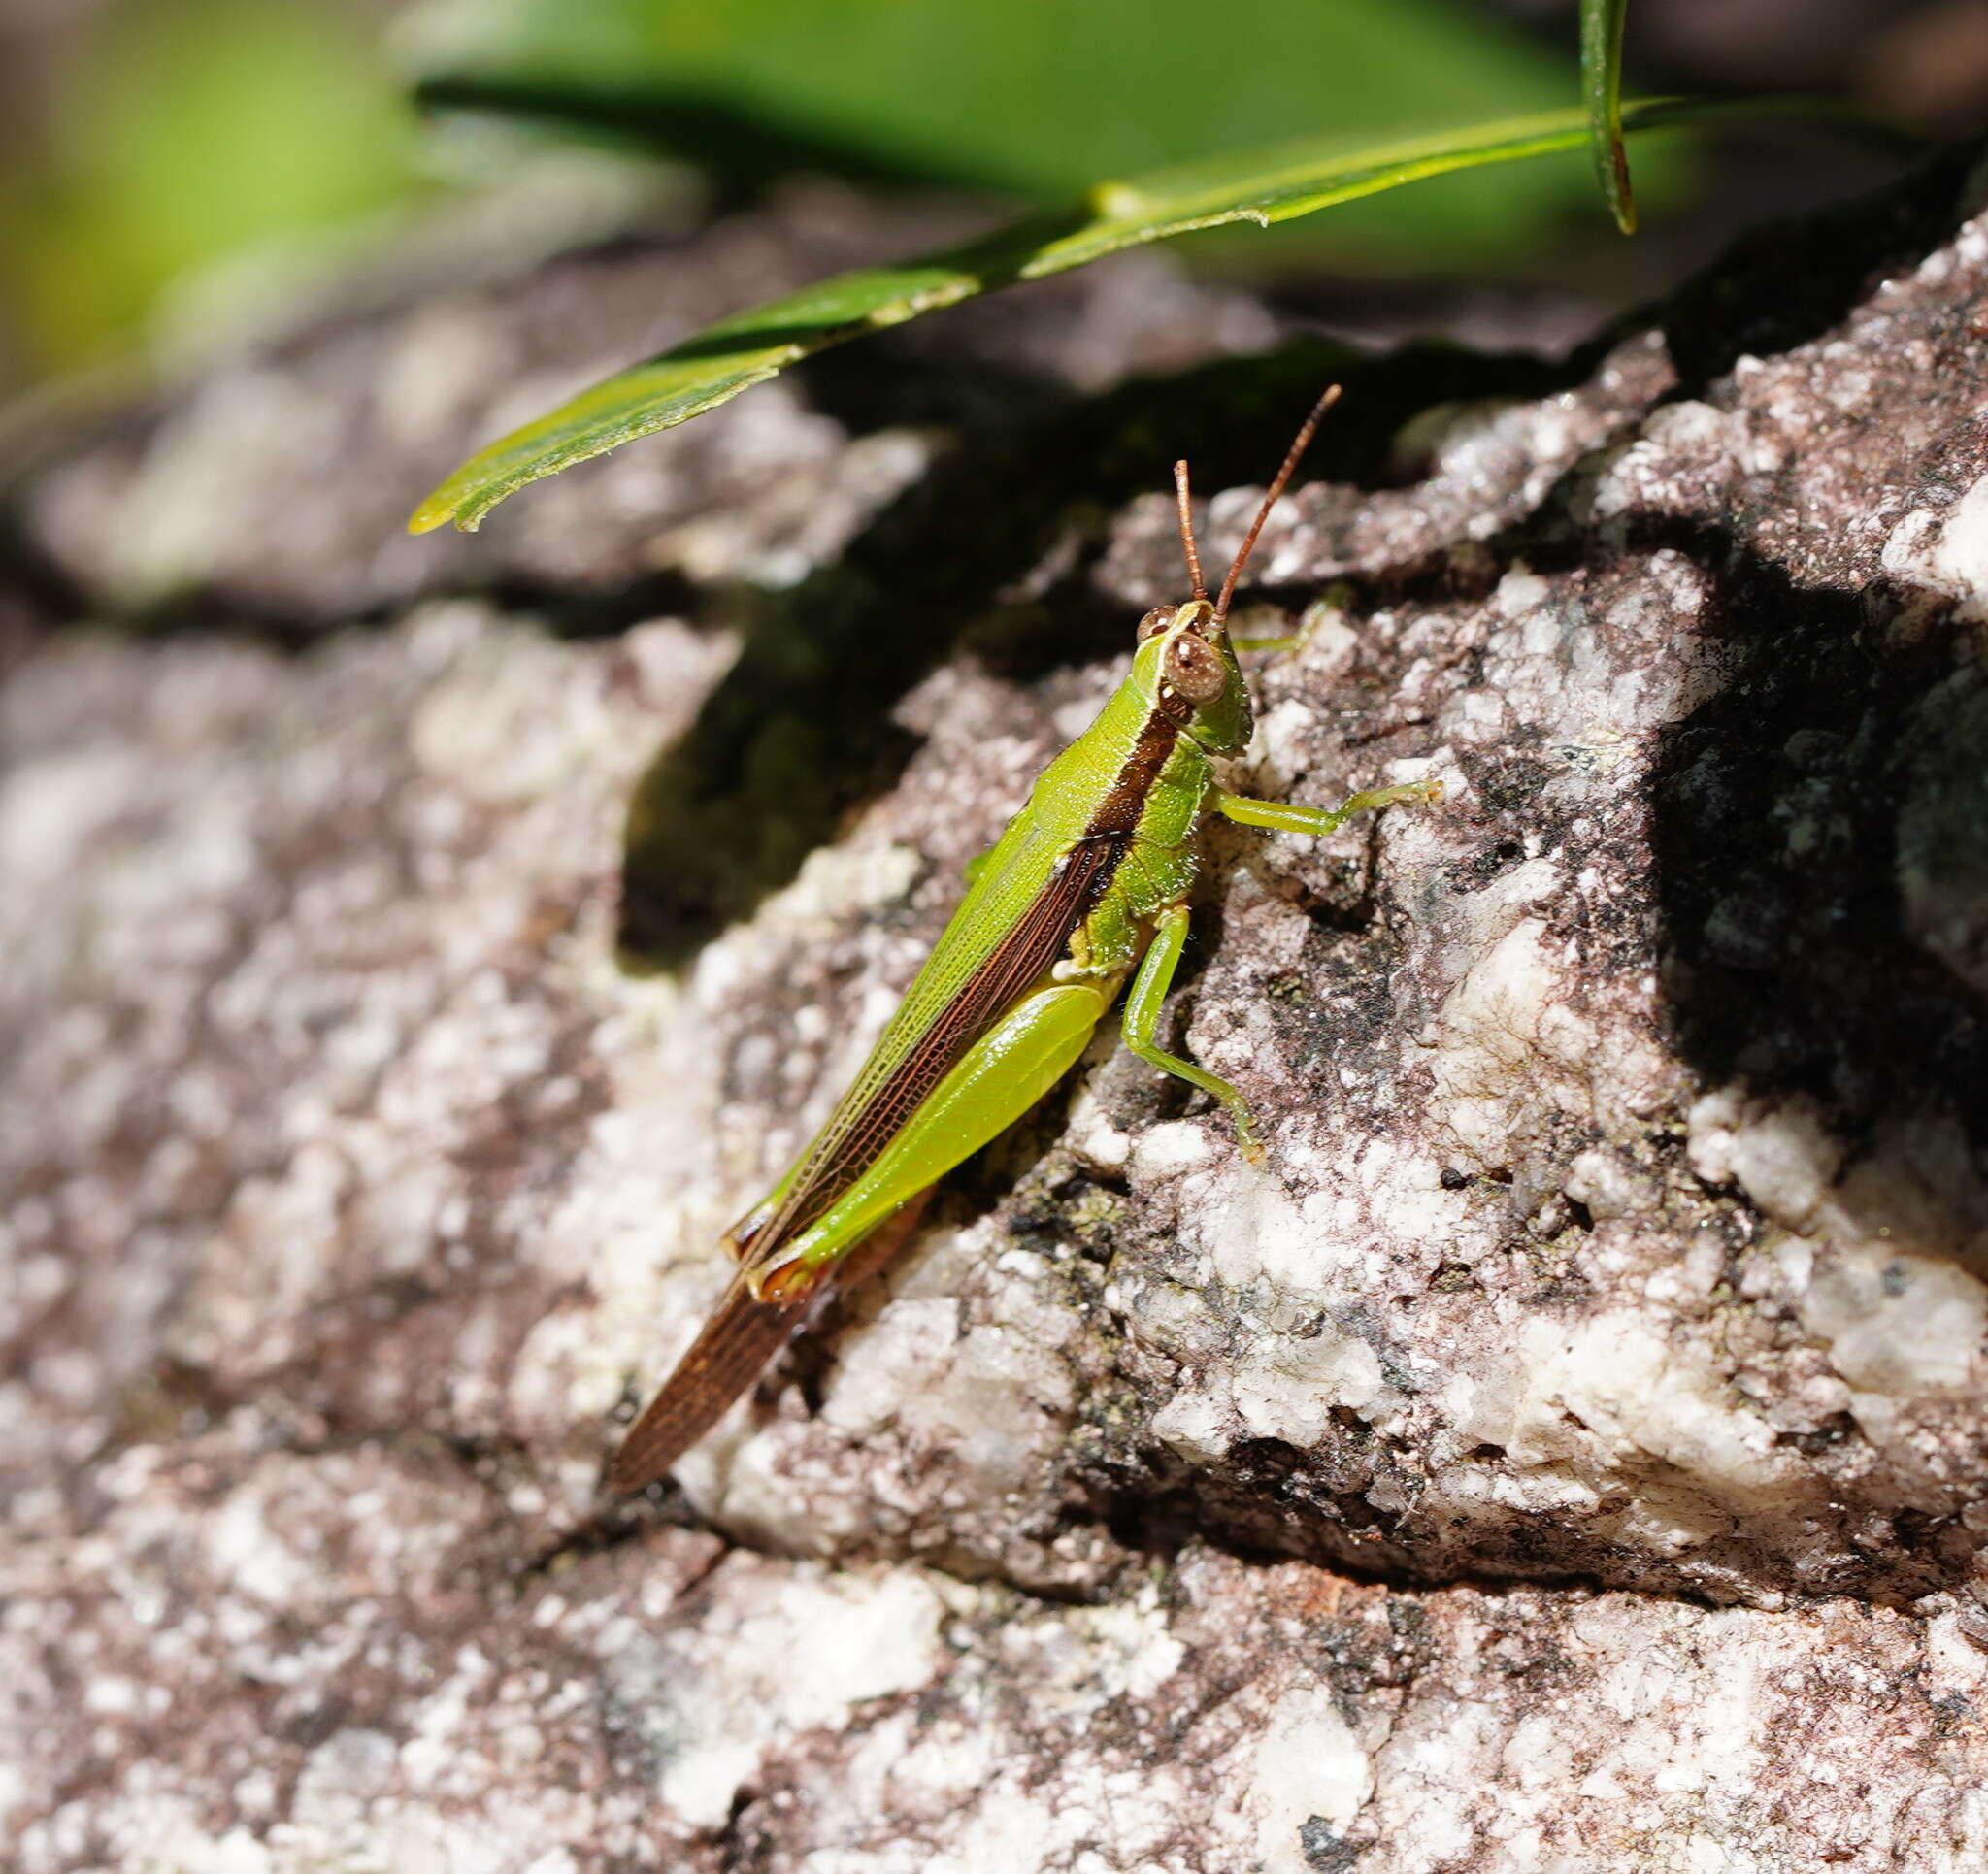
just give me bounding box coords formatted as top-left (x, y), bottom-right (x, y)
top-left (1581, 0), bottom-right (1636, 234)
top-left (414, 98), bottom-right (1733, 535)
top-left (409, 0), bottom-right (1593, 247)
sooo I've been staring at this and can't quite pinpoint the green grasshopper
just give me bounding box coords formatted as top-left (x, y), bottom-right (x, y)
top-left (612, 386), bottom-right (1438, 1491)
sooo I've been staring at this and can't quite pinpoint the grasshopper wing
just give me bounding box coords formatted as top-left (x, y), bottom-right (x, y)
top-left (610, 1192), bottom-right (936, 1492)
top-left (610, 1274), bottom-right (809, 1493)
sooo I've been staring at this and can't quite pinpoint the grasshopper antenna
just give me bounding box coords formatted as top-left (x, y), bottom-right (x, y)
top-left (1212, 382), bottom-right (1342, 625)
top-left (1173, 459), bottom-right (1208, 601)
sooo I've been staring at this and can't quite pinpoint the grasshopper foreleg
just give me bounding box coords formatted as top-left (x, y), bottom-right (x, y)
top-left (1215, 777), bottom-right (1441, 837)
top-left (1119, 780), bottom-right (1440, 1160)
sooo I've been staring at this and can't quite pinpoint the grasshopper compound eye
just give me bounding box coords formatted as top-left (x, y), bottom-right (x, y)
top-left (1163, 632), bottom-right (1228, 704)
top-left (1137, 607), bottom-right (1174, 642)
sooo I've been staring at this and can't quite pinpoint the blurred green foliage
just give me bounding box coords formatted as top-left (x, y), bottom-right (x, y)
top-left (412, 0), bottom-right (1623, 262)
top-left (1, 0), bottom-right (1670, 391)
top-left (1581, 0), bottom-right (1638, 231)
top-left (1, 0), bottom-right (429, 380)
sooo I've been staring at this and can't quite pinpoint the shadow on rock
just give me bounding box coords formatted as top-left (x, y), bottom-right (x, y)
top-left (616, 338), bottom-right (1574, 969)
top-left (1646, 539), bottom-right (1988, 1270)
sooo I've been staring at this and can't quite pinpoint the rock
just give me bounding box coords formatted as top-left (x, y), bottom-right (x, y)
top-left (4, 148), bottom-right (1987, 1870)
top-left (10, 1460), bottom-right (1988, 1872)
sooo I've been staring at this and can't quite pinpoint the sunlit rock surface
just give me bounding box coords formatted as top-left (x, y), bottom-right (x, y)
top-left (4, 150), bottom-right (1987, 1871)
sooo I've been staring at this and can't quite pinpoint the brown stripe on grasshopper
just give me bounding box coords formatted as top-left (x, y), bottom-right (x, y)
top-left (1081, 704), bottom-right (1182, 843)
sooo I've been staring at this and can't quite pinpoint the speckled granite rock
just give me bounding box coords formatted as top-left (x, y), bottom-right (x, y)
top-left (10, 1435), bottom-right (1988, 1873)
top-left (4, 149), bottom-right (1988, 1871)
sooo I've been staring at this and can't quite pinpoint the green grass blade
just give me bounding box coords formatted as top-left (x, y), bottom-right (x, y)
top-left (412, 96), bottom-right (1736, 533)
top-left (1581, 0), bottom-right (1636, 234)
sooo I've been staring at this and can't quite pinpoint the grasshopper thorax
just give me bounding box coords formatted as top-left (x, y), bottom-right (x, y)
top-left (1133, 598), bottom-right (1253, 755)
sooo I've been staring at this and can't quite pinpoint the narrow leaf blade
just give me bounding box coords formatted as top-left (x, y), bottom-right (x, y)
top-left (414, 97), bottom-right (1737, 533)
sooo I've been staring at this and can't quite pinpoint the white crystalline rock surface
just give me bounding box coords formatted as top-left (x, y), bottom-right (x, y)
top-left (6, 155), bottom-right (1988, 1871)
top-left (7, 1444), bottom-right (1987, 1874)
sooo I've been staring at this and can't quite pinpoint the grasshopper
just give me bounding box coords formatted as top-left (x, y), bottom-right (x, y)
top-left (612, 386), bottom-right (1438, 1491)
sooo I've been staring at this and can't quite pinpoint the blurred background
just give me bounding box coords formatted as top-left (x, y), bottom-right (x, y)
top-left (0, 0), bottom-right (1978, 403)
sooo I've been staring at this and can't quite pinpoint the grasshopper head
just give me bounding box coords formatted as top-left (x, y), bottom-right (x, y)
top-left (1134, 598), bottom-right (1252, 754)
top-left (1147, 384), bottom-right (1342, 760)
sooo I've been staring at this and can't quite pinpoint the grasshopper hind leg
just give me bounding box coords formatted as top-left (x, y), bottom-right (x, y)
top-left (613, 981), bottom-right (1118, 1488)
top-left (750, 980), bottom-right (1113, 1300)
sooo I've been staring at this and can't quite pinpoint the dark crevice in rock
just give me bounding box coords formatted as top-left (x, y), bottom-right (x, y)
top-left (519, 1490), bottom-right (731, 1589)
top-left (1076, 1456), bottom-right (1670, 1616)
